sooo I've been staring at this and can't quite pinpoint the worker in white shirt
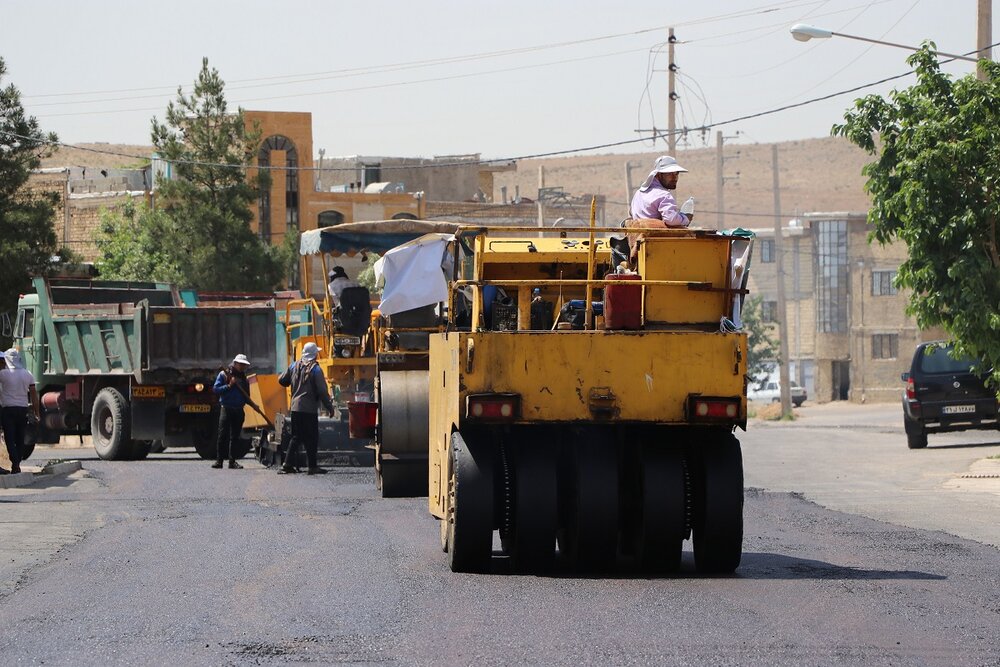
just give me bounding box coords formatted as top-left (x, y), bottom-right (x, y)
top-left (327, 266), bottom-right (360, 308)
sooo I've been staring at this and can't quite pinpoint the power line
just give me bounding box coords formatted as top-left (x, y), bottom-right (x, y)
top-left (22, 24), bottom-right (675, 101)
top-left (7, 44), bottom-right (993, 174)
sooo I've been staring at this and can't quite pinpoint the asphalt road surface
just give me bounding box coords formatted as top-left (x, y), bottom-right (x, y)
top-left (2, 404), bottom-right (1000, 666)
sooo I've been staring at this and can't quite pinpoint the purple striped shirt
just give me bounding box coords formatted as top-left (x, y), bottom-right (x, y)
top-left (629, 180), bottom-right (690, 227)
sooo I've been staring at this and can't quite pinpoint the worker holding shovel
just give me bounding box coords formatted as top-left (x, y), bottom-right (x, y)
top-left (211, 353), bottom-right (264, 470)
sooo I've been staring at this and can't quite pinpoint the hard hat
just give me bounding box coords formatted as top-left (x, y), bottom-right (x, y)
top-left (640, 155), bottom-right (688, 190)
top-left (232, 353), bottom-right (251, 366)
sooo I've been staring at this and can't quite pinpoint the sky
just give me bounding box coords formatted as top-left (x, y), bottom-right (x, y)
top-left (1, 0), bottom-right (992, 161)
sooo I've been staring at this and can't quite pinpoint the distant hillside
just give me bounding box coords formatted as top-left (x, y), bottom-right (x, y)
top-left (40, 143), bottom-right (153, 170)
top-left (41, 135), bottom-right (874, 225)
top-left (492, 135), bottom-right (873, 228)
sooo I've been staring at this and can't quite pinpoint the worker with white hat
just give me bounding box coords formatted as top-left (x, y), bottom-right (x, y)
top-left (210, 353), bottom-right (259, 470)
top-left (629, 155), bottom-right (693, 227)
top-left (277, 342), bottom-right (335, 475)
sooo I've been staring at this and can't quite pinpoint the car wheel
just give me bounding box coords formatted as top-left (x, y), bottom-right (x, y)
top-left (793, 399), bottom-right (804, 407)
top-left (904, 417), bottom-right (928, 449)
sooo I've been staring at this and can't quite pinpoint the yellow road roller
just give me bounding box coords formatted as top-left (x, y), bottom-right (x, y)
top-left (429, 220), bottom-right (754, 573)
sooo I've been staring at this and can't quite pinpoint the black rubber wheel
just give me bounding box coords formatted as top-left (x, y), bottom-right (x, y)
top-left (636, 444), bottom-right (686, 573)
top-left (447, 431), bottom-right (494, 573)
top-left (129, 440), bottom-right (151, 460)
top-left (692, 431), bottom-right (744, 574)
top-left (904, 418), bottom-right (928, 449)
top-left (193, 436), bottom-right (217, 460)
top-left (149, 440), bottom-right (166, 454)
top-left (232, 437), bottom-right (252, 460)
top-left (20, 421), bottom-right (37, 461)
top-left (91, 387), bottom-right (131, 460)
top-left (508, 441), bottom-right (558, 572)
top-left (559, 438), bottom-right (619, 571)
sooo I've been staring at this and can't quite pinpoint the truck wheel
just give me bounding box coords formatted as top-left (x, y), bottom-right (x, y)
top-left (91, 387), bottom-right (131, 460)
top-left (232, 437), bottom-right (252, 460)
top-left (149, 440), bottom-right (166, 454)
top-left (447, 431), bottom-right (494, 573)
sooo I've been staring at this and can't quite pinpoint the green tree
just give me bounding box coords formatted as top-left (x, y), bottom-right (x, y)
top-left (150, 57), bottom-right (293, 291)
top-left (0, 57), bottom-right (65, 344)
top-left (742, 295), bottom-right (780, 388)
top-left (834, 46), bottom-right (1000, 384)
top-left (94, 196), bottom-right (180, 282)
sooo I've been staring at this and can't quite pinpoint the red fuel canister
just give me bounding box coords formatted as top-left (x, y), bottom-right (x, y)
top-left (603, 273), bottom-right (642, 330)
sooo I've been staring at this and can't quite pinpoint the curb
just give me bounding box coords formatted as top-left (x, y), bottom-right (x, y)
top-left (0, 460), bottom-right (83, 490)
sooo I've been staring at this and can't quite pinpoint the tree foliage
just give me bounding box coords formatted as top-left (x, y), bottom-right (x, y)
top-left (149, 58), bottom-right (294, 291)
top-left (834, 46), bottom-right (1000, 385)
top-left (94, 197), bottom-right (180, 282)
top-left (0, 57), bottom-right (65, 344)
top-left (742, 295), bottom-right (781, 387)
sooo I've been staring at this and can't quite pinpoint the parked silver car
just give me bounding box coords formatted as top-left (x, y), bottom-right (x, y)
top-left (748, 380), bottom-right (807, 407)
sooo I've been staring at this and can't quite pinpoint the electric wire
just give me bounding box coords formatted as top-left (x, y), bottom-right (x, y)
top-left (7, 39), bottom-right (998, 174)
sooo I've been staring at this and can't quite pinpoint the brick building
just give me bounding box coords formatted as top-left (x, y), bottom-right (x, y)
top-left (747, 212), bottom-right (943, 404)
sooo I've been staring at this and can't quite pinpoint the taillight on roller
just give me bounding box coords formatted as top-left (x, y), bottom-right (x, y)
top-left (688, 395), bottom-right (741, 422)
top-left (466, 393), bottom-right (520, 421)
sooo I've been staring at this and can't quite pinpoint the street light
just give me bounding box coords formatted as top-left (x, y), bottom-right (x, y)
top-left (789, 23), bottom-right (979, 63)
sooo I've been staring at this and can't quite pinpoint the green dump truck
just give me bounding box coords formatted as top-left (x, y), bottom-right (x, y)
top-left (10, 277), bottom-right (276, 460)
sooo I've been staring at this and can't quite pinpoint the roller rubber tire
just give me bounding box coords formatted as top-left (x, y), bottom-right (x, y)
top-left (447, 431), bottom-right (494, 573)
top-left (636, 444), bottom-right (686, 573)
top-left (692, 432), bottom-right (744, 574)
top-left (91, 387), bottom-right (131, 461)
top-left (508, 441), bottom-right (558, 572)
top-left (559, 439), bottom-right (619, 571)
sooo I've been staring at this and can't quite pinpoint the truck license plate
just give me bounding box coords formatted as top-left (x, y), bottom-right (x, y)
top-left (133, 386), bottom-right (165, 399)
top-left (179, 404), bottom-right (211, 413)
top-left (942, 405), bottom-right (975, 414)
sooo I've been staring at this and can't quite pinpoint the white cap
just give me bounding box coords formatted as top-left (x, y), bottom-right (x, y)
top-left (232, 354), bottom-right (251, 366)
top-left (640, 155), bottom-right (688, 190)
top-left (301, 342), bottom-right (321, 362)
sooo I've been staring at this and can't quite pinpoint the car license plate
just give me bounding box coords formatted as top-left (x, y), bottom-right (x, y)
top-left (179, 404), bottom-right (211, 413)
top-left (942, 405), bottom-right (975, 414)
top-left (335, 336), bottom-right (361, 346)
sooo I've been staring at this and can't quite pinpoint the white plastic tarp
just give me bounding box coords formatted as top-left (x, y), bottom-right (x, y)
top-left (374, 233), bottom-right (455, 316)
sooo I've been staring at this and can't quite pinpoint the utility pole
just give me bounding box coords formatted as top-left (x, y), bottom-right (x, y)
top-left (317, 148), bottom-right (325, 191)
top-left (536, 165), bottom-right (546, 231)
top-left (668, 28), bottom-right (677, 154)
top-left (716, 131), bottom-right (740, 229)
top-left (624, 161), bottom-right (637, 206)
top-left (772, 145), bottom-right (792, 417)
top-left (978, 0), bottom-right (992, 81)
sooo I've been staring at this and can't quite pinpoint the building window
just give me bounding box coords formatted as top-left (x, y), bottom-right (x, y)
top-left (872, 333), bottom-right (899, 359)
top-left (815, 220), bottom-right (848, 333)
top-left (363, 164), bottom-right (382, 188)
top-left (257, 135), bottom-right (300, 240)
top-left (318, 210), bottom-right (345, 227)
top-left (761, 300), bottom-right (777, 323)
top-left (872, 270), bottom-right (898, 296)
top-left (760, 239), bottom-right (775, 263)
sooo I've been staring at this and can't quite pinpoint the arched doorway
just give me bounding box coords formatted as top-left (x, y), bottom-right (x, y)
top-left (318, 210), bottom-right (345, 227)
top-left (257, 135), bottom-right (299, 241)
